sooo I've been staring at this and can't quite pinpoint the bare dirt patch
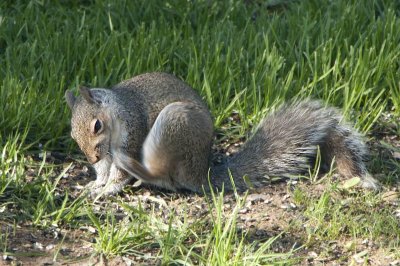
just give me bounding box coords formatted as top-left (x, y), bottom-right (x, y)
top-left (3, 165), bottom-right (399, 266)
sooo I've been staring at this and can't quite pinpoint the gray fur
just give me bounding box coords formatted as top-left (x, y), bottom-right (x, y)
top-left (212, 100), bottom-right (380, 190)
top-left (65, 72), bottom-right (379, 197)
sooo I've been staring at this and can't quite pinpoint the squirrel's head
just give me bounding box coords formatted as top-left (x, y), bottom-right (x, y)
top-left (65, 87), bottom-right (112, 164)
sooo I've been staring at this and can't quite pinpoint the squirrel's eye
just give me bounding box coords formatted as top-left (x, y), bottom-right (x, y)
top-left (93, 119), bottom-right (102, 134)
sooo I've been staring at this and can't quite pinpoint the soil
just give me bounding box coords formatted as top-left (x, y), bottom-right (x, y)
top-left (1, 163), bottom-right (399, 266)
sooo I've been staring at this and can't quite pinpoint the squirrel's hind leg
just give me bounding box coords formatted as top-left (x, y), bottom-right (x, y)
top-left (141, 101), bottom-right (214, 192)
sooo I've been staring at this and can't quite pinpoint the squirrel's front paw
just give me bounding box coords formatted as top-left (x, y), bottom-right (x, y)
top-left (86, 181), bottom-right (126, 199)
top-left (85, 180), bottom-right (103, 189)
top-left (81, 181), bottom-right (106, 198)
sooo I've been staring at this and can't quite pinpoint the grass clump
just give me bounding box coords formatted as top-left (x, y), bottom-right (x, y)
top-left (292, 184), bottom-right (400, 247)
top-left (84, 189), bottom-right (293, 265)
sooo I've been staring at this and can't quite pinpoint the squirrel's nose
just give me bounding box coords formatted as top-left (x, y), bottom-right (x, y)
top-left (87, 155), bottom-right (100, 164)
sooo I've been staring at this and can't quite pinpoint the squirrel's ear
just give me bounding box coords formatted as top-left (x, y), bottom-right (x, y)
top-left (79, 86), bottom-right (108, 105)
top-left (79, 86), bottom-right (98, 105)
top-left (65, 90), bottom-right (76, 109)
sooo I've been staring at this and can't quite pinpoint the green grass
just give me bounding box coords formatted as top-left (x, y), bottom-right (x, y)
top-left (293, 185), bottom-right (400, 241)
top-left (0, 0), bottom-right (399, 264)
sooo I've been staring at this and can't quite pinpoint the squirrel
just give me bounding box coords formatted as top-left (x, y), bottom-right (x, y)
top-left (65, 72), bottom-right (380, 197)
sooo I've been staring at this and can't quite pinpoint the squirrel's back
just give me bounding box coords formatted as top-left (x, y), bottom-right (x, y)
top-left (111, 72), bottom-right (209, 130)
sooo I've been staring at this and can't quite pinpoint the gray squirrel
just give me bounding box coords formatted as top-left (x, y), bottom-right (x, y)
top-left (65, 72), bottom-right (379, 196)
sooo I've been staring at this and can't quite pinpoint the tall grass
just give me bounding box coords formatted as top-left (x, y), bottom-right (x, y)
top-left (1, 0), bottom-right (399, 150)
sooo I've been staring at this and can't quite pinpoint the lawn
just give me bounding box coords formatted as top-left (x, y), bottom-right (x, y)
top-left (0, 0), bottom-right (399, 265)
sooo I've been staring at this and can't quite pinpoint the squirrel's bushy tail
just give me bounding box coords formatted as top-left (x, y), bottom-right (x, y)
top-left (210, 100), bottom-right (379, 190)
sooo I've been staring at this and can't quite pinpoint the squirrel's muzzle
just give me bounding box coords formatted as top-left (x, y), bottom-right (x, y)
top-left (86, 154), bottom-right (100, 164)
